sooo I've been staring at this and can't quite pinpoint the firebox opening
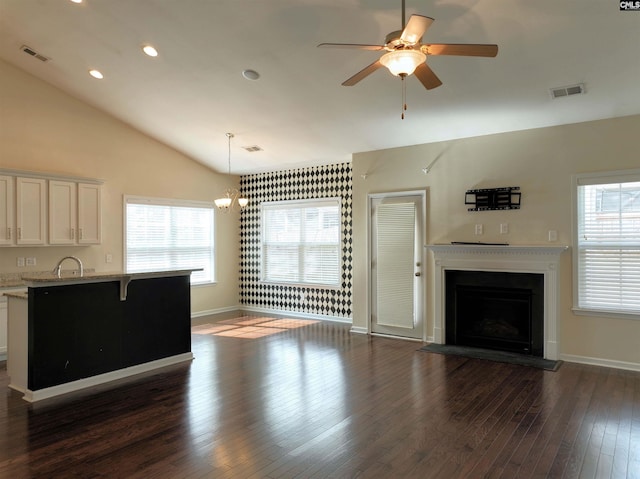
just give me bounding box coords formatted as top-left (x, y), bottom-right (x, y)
top-left (445, 271), bottom-right (544, 357)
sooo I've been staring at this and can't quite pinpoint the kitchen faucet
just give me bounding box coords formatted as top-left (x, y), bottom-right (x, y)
top-left (53, 256), bottom-right (84, 278)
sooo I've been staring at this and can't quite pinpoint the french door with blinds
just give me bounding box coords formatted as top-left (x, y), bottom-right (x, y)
top-left (370, 192), bottom-right (425, 340)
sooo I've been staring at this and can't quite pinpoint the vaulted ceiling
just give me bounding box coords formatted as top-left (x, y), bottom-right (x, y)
top-left (1, 0), bottom-right (638, 174)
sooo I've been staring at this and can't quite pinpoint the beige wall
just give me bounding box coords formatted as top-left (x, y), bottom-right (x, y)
top-left (352, 114), bottom-right (640, 368)
top-left (0, 59), bottom-right (239, 315)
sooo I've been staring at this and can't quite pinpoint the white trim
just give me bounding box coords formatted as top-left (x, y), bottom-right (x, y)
top-left (560, 353), bottom-right (640, 372)
top-left (350, 326), bottom-right (368, 334)
top-left (258, 280), bottom-right (341, 291)
top-left (574, 168), bottom-right (640, 186)
top-left (371, 332), bottom-right (423, 342)
top-left (572, 307), bottom-right (640, 321)
top-left (191, 305), bottom-right (241, 319)
top-left (14, 353), bottom-right (194, 403)
top-left (124, 195), bottom-right (213, 209)
top-left (260, 196), bottom-right (342, 208)
top-left (0, 167), bottom-right (103, 185)
top-left (427, 244), bottom-right (568, 360)
top-left (241, 305), bottom-right (351, 324)
top-left (260, 197), bottom-right (342, 287)
top-left (123, 195), bottom-right (215, 285)
top-left (368, 190), bottom-right (428, 340)
top-left (571, 170), bottom-right (640, 317)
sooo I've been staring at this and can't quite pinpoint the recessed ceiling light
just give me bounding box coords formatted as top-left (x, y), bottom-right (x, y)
top-left (89, 69), bottom-right (104, 79)
top-left (70, 0), bottom-right (83, 3)
top-left (142, 45), bottom-right (158, 57)
top-left (242, 69), bottom-right (260, 81)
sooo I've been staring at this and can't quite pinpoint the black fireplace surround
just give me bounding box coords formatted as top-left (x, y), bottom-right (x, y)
top-left (445, 270), bottom-right (544, 357)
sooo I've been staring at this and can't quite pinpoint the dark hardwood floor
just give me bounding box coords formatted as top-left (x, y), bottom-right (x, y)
top-left (1, 314), bottom-right (639, 478)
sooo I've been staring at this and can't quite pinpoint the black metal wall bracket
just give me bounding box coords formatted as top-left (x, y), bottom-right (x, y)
top-left (465, 187), bottom-right (521, 211)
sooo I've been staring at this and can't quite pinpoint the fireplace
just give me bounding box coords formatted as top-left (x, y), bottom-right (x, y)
top-left (445, 270), bottom-right (544, 356)
top-left (427, 244), bottom-right (568, 360)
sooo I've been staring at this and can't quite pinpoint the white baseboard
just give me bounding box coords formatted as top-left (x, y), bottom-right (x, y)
top-left (17, 353), bottom-right (194, 403)
top-left (240, 305), bottom-right (352, 324)
top-left (191, 305), bottom-right (241, 319)
top-left (560, 353), bottom-right (640, 372)
top-left (350, 326), bottom-right (368, 334)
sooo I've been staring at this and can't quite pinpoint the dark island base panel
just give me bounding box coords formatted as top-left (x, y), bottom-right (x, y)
top-left (28, 276), bottom-right (192, 391)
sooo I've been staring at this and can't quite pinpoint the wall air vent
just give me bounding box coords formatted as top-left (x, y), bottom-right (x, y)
top-left (550, 83), bottom-right (585, 99)
top-left (21, 45), bottom-right (50, 62)
top-left (243, 145), bottom-right (263, 152)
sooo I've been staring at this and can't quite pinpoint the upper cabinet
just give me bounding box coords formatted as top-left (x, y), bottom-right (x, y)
top-left (77, 183), bottom-right (101, 244)
top-left (0, 170), bottom-right (102, 247)
top-left (0, 175), bottom-right (15, 245)
top-left (49, 180), bottom-right (77, 245)
top-left (16, 177), bottom-right (47, 245)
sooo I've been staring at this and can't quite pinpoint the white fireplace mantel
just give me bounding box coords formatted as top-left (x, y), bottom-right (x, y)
top-left (426, 244), bottom-right (569, 360)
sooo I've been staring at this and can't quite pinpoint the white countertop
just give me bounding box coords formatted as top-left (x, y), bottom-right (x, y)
top-left (3, 291), bottom-right (28, 300)
top-left (20, 269), bottom-right (200, 287)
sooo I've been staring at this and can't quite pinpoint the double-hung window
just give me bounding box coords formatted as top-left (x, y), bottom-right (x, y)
top-left (574, 170), bottom-right (640, 317)
top-left (261, 198), bottom-right (341, 287)
top-left (125, 196), bottom-right (215, 285)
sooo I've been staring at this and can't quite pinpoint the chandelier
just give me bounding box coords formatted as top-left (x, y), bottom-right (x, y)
top-left (214, 132), bottom-right (248, 213)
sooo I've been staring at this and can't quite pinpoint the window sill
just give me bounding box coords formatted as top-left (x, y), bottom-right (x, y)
top-left (572, 307), bottom-right (640, 321)
top-left (259, 280), bottom-right (340, 290)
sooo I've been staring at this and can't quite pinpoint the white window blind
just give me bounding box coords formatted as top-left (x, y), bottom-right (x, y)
top-left (262, 198), bottom-right (341, 287)
top-left (375, 202), bottom-right (416, 328)
top-left (125, 196), bottom-right (214, 285)
top-left (576, 173), bottom-right (640, 315)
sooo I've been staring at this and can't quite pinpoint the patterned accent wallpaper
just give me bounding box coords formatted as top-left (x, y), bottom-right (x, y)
top-left (239, 163), bottom-right (353, 318)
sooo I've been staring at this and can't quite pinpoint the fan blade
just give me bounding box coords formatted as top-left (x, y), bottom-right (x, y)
top-left (318, 43), bottom-right (384, 51)
top-left (400, 15), bottom-right (434, 45)
top-left (423, 43), bottom-right (498, 57)
top-left (414, 62), bottom-right (442, 90)
top-left (342, 60), bottom-right (384, 86)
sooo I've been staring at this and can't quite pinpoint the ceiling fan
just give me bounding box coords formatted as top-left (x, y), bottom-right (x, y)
top-left (318, 0), bottom-right (498, 90)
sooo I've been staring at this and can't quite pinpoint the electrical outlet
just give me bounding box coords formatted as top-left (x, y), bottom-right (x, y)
top-left (16, 257), bottom-right (25, 267)
top-left (548, 230), bottom-right (558, 242)
top-left (475, 224), bottom-right (483, 235)
top-left (105, 253), bottom-right (113, 263)
top-left (26, 257), bottom-right (36, 266)
top-left (500, 223), bottom-right (509, 234)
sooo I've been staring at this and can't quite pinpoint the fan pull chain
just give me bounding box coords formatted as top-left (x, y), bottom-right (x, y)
top-left (401, 75), bottom-right (408, 120)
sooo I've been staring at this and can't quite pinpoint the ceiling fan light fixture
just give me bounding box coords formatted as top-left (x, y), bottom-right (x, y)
top-left (380, 49), bottom-right (426, 76)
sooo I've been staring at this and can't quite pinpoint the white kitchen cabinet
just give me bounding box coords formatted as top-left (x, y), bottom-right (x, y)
top-left (49, 181), bottom-right (101, 245)
top-left (0, 170), bottom-right (102, 246)
top-left (16, 177), bottom-right (47, 245)
top-left (49, 180), bottom-right (77, 245)
top-left (78, 183), bottom-right (101, 244)
top-left (0, 175), bottom-right (14, 246)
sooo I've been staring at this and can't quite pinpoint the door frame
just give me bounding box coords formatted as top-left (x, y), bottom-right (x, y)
top-left (367, 190), bottom-right (427, 341)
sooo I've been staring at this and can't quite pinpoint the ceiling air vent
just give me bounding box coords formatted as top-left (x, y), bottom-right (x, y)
top-left (21, 45), bottom-right (50, 62)
top-left (243, 145), bottom-right (263, 152)
top-left (550, 83), bottom-right (585, 99)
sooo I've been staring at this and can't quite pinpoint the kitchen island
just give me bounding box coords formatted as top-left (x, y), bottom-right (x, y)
top-left (6, 269), bottom-right (197, 402)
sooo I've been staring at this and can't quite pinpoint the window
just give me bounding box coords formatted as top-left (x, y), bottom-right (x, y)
top-left (261, 198), bottom-right (341, 287)
top-left (574, 170), bottom-right (640, 317)
top-left (125, 196), bottom-right (214, 285)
